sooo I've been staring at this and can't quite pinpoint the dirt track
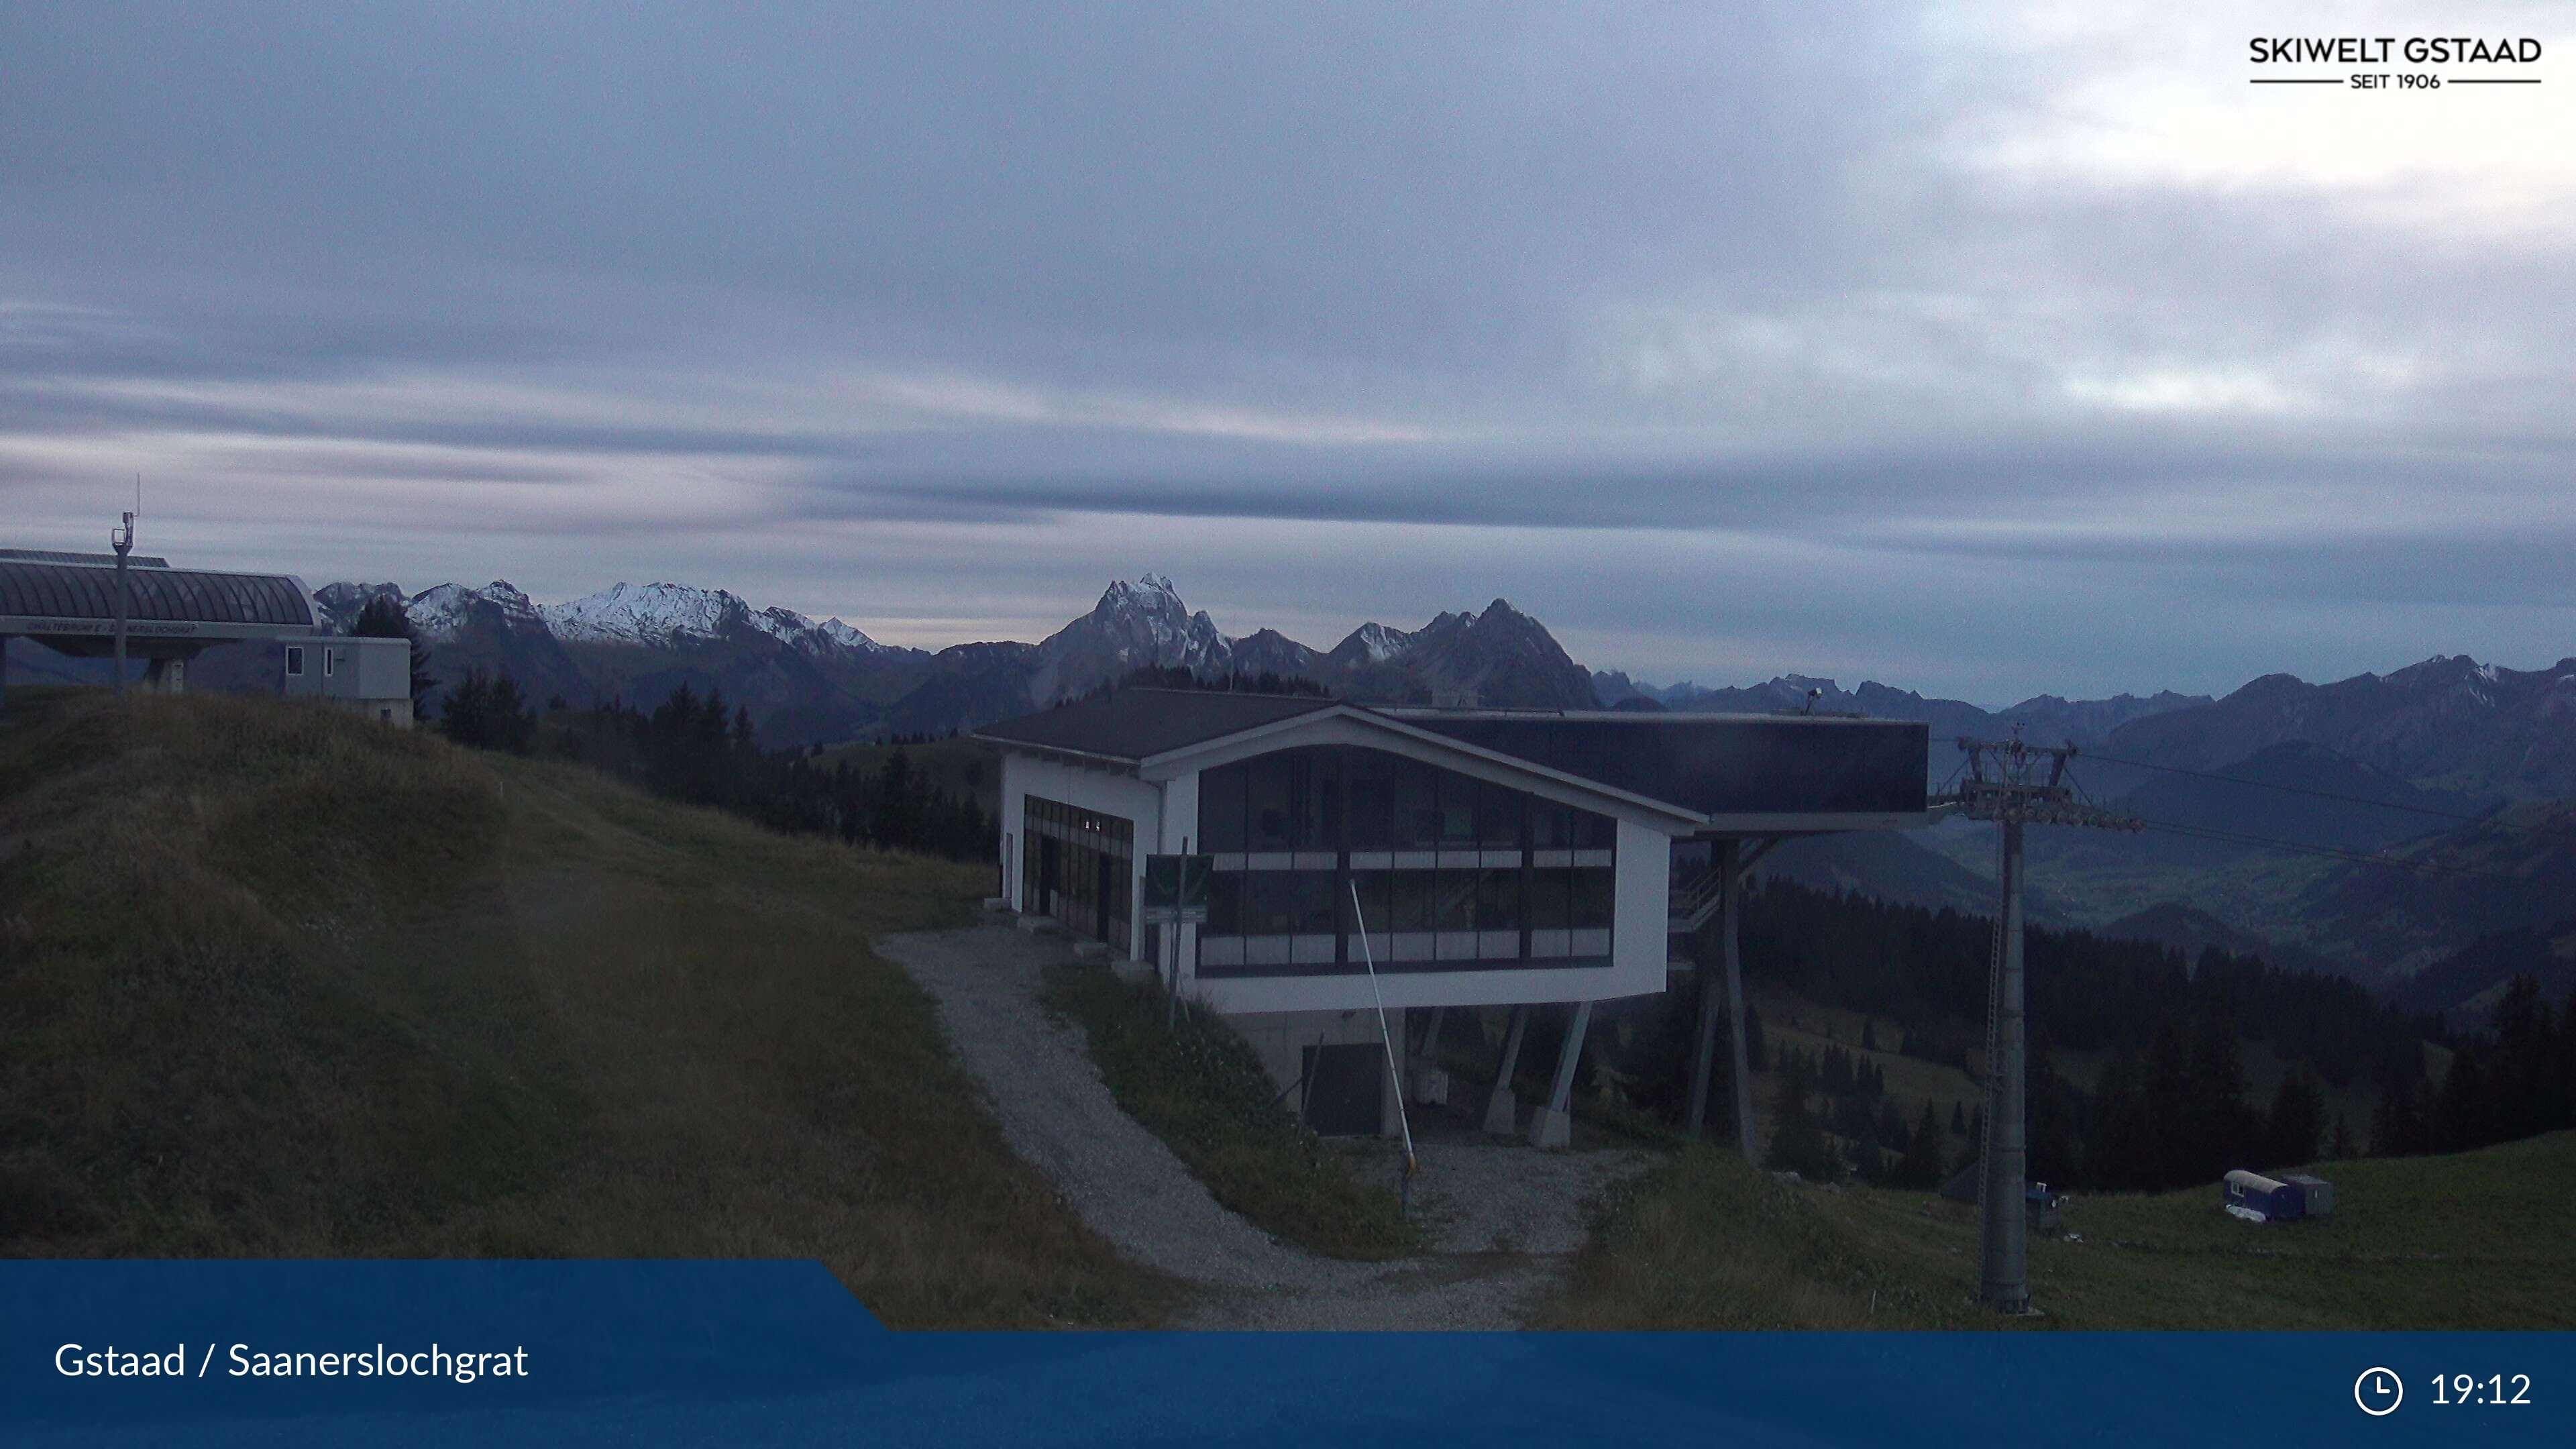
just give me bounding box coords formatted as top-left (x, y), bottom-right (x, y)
top-left (876, 924), bottom-right (1651, 1328)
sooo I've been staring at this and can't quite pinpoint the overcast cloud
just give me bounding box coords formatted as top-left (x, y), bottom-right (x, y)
top-left (3, 1), bottom-right (2569, 705)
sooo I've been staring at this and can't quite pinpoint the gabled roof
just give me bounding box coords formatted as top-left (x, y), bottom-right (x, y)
top-left (973, 688), bottom-right (1334, 763)
top-left (977, 690), bottom-right (1930, 826)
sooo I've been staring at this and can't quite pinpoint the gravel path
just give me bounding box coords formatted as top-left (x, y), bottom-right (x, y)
top-left (876, 923), bottom-right (1652, 1330)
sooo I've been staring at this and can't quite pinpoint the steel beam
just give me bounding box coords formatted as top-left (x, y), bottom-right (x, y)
top-left (1483, 1003), bottom-right (1529, 1135)
top-left (1719, 839), bottom-right (1756, 1161)
top-left (1686, 929), bottom-right (1719, 1140)
top-left (1529, 1000), bottom-right (1593, 1150)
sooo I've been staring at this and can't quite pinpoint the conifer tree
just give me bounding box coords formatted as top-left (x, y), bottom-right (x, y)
top-left (1766, 1087), bottom-right (1836, 1180)
top-left (352, 594), bottom-right (435, 715)
top-left (1892, 1099), bottom-right (1947, 1188)
top-left (2264, 1067), bottom-right (2327, 1169)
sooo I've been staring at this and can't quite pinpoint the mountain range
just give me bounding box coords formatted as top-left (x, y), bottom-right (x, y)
top-left (17, 563), bottom-right (2573, 1015)
top-left (39, 569), bottom-right (2564, 815)
top-left (180, 572), bottom-right (1610, 743)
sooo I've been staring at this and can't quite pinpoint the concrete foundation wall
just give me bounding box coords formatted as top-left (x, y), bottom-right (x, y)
top-left (1230, 1006), bottom-right (1406, 1137)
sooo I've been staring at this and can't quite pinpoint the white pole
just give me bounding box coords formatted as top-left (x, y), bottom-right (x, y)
top-left (1348, 881), bottom-right (1417, 1192)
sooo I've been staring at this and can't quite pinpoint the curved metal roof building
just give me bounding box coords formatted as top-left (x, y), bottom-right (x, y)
top-left (0, 551), bottom-right (317, 659)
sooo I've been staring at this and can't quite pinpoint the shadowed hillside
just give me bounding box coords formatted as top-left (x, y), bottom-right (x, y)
top-left (0, 690), bottom-right (1161, 1328)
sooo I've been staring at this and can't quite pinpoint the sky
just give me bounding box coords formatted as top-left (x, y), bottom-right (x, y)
top-left (3, 2), bottom-right (2570, 708)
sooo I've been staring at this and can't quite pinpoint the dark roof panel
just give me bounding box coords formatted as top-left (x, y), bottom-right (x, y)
top-left (0, 561), bottom-right (315, 628)
top-left (977, 688), bottom-right (1335, 761)
top-left (0, 548), bottom-right (172, 568)
top-left (983, 691), bottom-right (1931, 822)
top-left (1398, 713), bottom-right (1928, 817)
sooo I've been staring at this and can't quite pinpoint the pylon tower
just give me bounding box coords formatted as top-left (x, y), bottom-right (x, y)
top-left (1943, 731), bottom-right (2138, 1313)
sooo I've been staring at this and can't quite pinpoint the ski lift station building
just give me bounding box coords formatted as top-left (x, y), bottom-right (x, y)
top-left (0, 546), bottom-right (411, 724)
top-left (0, 548), bottom-right (319, 702)
top-left (979, 688), bottom-right (1929, 1142)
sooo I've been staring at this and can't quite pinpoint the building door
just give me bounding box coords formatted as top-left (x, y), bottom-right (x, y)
top-left (1095, 850), bottom-right (1116, 940)
top-left (1301, 1044), bottom-right (1383, 1136)
top-left (1038, 836), bottom-right (1062, 918)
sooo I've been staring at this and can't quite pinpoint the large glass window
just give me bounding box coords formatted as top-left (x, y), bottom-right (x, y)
top-left (1391, 758), bottom-right (1439, 849)
top-left (1572, 867), bottom-right (1615, 929)
top-left (1248, 754), bottom-right (1295, 853)
top-left (1344, 869), bottom-right (1393, 941)
top-left (1301, 749), bottom-right (1336, 852)
top-left (1287, 871), bottom-right (1335, 934)
top-left (1436, 773), bottom-right (1477, 847)
top-left (1191, 745), bottom-right (1618, 977)
top-left (1530, 800), bottom-right (1572, 850)
top-left (1207, 869), bottom-right (1244, 935)
top-left (1345, 751), bottom-right (1394, 850)
top-left (1201, 763), bottom-right (1248, 852)
top-left (1245, 870), bottom-right (1295, 935)
top-left (1434, 869), bottom-right (1477, 932)
top-left (1479, 782), bottom-right (1523, 849)
top-left (1528, 867), bottom-right (1572, 930)
top-left (1246, 870), bottom-right (1334, 934)
top-left (1391, 869), bottom-right (1437, 932)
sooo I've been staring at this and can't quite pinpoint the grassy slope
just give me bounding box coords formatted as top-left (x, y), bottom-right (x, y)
top-left (1549, 1132), bottom-right (2576, 1330)
top-left (0, 690), bottom-right (1163, 1328)
top-left (1041, 961), bottom-right (1418, 1260)
top-left (1751, 983), bottom-right (1984, 1153)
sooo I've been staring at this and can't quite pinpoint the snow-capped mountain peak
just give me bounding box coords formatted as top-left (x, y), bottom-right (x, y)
top-left (1348, 622), bottom-right (1413, 663)
top-left (816, 618), bottom-right (885, 653)
top-left (753, 604), bottom-right (817, 643)
top-left (541, 581), bottom-right (753, 647)
top-left (407, 580), bottom-right (541, 639)
top-left (1080, 574), bottom-right (1227, 650)
top-left (751, 605), bottom-right (893, 655)
top-left (1024, 575), bottom-right (1236, 703)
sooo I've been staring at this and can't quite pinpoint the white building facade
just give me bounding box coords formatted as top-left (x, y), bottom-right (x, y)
top-left (981, 689), bottom-right (1927, 1143)
top-left (281, 633), bottom-right (415, 727)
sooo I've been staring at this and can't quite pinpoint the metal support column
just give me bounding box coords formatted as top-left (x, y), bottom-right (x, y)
top-left (1686, 928), bottom-right (1719, 1141)
top-left (1483, 1004), bottom-right (1529, 1135)
top-left (1977, 816), bottom-right (2029, 1312)
top-left (1529, 1000), bottom-right (1593, 1149)
top-left (1719, 839), bottom-right (1756, 1163)
top-left (1943, 733), bottom-right (2136, 1316)
top-left (1411, 1006), bottom-right (1448, 1106)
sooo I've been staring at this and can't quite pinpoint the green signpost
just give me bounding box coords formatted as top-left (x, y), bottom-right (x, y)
top-left (1141, 853), bottom-right (1213, 925)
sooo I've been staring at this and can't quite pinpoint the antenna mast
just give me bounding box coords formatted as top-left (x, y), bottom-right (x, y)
top-left (1939, 731), bottom-right (2137, 1314)
top-left (110, 488), bottom-right (138, 696)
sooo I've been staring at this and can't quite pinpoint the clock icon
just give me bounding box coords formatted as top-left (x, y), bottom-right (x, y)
top-left (2355, 1367), bottom-right (2404, 1416)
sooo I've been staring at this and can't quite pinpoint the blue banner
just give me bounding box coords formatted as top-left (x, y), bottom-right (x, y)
top-left (4, 1261), bottom-right (2565, 1446)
